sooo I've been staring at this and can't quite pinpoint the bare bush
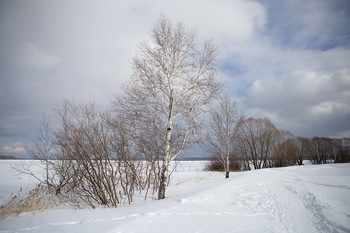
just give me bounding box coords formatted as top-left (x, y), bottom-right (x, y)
top-left (204, 152), bottom-right (244, 172)
top-left (18, 99), bottom-right (164, 209)
top-left (15, 115), bottom-right (74, 197)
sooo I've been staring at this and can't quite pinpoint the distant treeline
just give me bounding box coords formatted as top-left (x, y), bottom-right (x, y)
top-left (296, 137), bottom-right (350, 164)
top-left (205, 117), bottom-right (350, 172)
top-left (0, 155), bottom-right (17, 160)
top-left (206, 136), bottom-right (350, 172)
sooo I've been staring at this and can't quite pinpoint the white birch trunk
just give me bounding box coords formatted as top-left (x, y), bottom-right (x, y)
top-left (158, 95), bottom-right (173, 199)
top-left (225, 112), bottom-right (230, 178)
top-left (226, 150), bottom-right (230, 178)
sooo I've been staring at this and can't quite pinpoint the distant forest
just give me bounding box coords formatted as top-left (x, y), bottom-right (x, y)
top-left (0, 155), bottom-right (17, 160)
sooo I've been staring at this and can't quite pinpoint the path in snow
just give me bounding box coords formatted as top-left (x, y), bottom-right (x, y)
top-left (0, 162), bottom-right (349, 233)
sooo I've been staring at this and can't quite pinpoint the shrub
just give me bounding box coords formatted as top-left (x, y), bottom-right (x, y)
top-left (204, 155), bottom-right (243, 172)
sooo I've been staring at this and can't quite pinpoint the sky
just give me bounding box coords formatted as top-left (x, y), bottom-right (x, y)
top-left (1, 0), bottom-right (350, 157)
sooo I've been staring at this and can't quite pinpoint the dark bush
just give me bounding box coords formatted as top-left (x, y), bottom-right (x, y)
top-left (204, 154), bottom-right (243, 172)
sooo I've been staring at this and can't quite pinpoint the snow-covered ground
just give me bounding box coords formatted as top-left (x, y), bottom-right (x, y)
top-left (0, 160), bottom-right (349, 233)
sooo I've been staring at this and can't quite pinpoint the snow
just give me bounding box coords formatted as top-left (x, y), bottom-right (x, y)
top-left (1, 160), bottom-right (350, 233)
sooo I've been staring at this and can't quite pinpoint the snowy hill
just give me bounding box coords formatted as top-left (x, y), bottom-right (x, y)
top-left (0, 161), bottom-right (349, 233)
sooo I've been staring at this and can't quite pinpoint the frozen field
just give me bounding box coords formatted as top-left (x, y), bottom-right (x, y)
top-left (0, 160), bottom-right (349, 233)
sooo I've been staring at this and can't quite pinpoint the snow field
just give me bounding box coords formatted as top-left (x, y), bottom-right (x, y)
top-left (0, 161), bottom-right (349, 233)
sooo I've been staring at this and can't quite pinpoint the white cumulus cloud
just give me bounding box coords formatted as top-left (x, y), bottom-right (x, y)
top-left (1, 142), bottom-right (27, 154)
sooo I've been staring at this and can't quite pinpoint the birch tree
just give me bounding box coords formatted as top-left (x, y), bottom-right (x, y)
top-left (203, 96), bottom-right (242, 178)
top-left (115, 16), bottom-right (220, 199)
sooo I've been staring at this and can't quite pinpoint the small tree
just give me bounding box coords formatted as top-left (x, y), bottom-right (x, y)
top-left (203, 96), bottom-right (242, 178)
top-left (116, 16), bottom-right (220, 199)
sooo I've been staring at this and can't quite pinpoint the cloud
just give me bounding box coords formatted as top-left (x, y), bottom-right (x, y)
top-left (1, 142), bottom-right (28, 155)
top-left (244, 69), bottom-right (350, 137)
top-left (122, 0), bottom-right (267, 57)
top-left (259, 0), bottom-right (350, 49)
top-left (163, 0), bottom-right (267, 43)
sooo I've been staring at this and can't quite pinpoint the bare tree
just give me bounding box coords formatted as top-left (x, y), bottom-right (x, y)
top-left (295, 137), bottom-right (310, 165)
top-left (235, 117), bottom-right (279, 169)
top-left (311, 137), bottom-right (350, 164)
top-left (339, 138), bottom-right (350, 163)
top-left (297, 137), bottom-right (350, 164)
top-left (272, 130), bottom-right (297, 167)
top-left (202, 96), bottom-right (243, 178)
top-left (115, 16), bottom-right (220, 199)
top-left (309, 137), bottom-right (332, 164)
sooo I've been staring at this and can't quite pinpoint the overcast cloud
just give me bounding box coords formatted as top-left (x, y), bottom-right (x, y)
top-left (1, 0), bottom-right (350, 157)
